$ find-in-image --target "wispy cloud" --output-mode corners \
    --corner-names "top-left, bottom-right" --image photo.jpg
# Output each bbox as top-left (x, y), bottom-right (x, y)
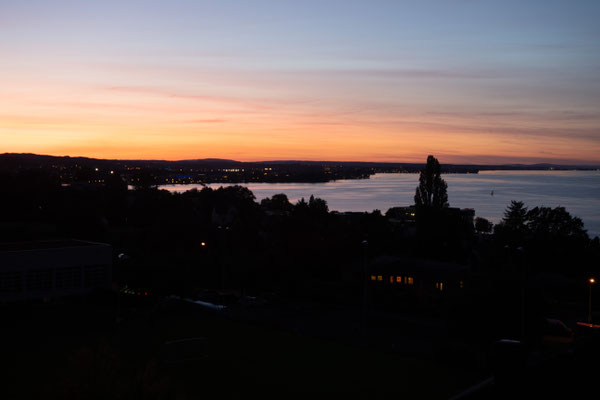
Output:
top-left (292, 68), bottom-right (500, 80)
top-left (186, 119), bottom-right (227, 124)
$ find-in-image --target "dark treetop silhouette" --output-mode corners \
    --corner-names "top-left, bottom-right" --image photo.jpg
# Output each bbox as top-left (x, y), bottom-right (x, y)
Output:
top-left (414, 155), bottom-right (449, 209)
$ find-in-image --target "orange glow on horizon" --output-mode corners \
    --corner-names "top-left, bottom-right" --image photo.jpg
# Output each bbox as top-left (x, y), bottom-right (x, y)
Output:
top-left (2, 2), bottom-right (599, 166)
top-left (2, 77), bottom-right (599, 165)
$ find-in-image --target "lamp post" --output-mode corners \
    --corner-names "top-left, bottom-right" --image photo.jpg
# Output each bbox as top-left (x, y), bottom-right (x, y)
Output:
top-left (361, 240), bottom-right (369, 344)
top-left (588, 278), bottom-right (595, 324)
top-left (515, 246), bottom-right (526, 343)
top-left (361, 240), bottom-right (369, 315)
top-left (217, 225), bottom-right (230, 289)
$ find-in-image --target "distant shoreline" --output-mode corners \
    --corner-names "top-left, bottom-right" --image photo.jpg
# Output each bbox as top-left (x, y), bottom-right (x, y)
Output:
top-left (2, 153), bottom-right (599, 170)
top-left (2, 153), bottom-right (599, 186)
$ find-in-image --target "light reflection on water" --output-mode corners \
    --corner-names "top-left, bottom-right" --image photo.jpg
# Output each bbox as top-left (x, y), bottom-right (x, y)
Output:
top-left (159, 170), bottom-right (600, 237)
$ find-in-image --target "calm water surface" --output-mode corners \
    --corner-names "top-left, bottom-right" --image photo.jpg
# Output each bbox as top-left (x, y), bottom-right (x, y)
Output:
top-left (160, 171), bottom-right (600, 237)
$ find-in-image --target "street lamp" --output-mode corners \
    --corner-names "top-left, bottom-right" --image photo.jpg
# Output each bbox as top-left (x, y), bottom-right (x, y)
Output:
top-left (588, 278), bottom-right (595, 324)
top-left (361, 240), bottom-right (369, 313)
top-left (513, 246), bottom-right (526, 342)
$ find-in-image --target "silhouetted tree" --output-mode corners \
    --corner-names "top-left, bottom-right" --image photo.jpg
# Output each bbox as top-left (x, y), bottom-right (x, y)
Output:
top-left (526, 206), bottom-right (587, 240)
top-left (494, 200), bottom-right (528, 244)
top-left (475, 217), bottom-right (493, 234)
top-left (502, 200), bottom-right (528, 230)
top-left (412, 157), bottom-right (471, 260)
top-left (294, 197), bottom-right (309, 213)
top-left (261, 193), bottom-right (293, 214)
top-left (496, 201), bottom-right (589, 242)
top-left (414, 155), bottom-right (448, 209)
top-left (493, 201), bottom-right (591, 275)
top-left (291, 195), bottom-right (329, 218)
top-left (308, 194), bottom-right (329, 215)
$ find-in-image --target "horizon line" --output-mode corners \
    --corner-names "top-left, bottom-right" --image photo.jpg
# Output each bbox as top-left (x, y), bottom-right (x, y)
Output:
top-left (3, 152), bottom-right (600, 167)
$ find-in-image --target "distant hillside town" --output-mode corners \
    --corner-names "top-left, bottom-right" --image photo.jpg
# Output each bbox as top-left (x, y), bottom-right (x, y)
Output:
top-left (2, 153), bottom-right (598, 186)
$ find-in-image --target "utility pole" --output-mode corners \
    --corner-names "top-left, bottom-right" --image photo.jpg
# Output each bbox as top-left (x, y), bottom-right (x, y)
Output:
top-left (589, 278), bottom-right (595, 324)
top-left (361, 240), bottom-right (369, 315)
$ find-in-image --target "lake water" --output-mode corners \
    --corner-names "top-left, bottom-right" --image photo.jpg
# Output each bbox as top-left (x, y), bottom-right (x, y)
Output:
top-left (159, 171), bottom-right (600, 238)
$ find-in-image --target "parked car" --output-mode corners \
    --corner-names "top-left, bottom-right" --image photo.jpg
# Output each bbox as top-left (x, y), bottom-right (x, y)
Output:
top-left (542, 319), bottom-right (574, 344)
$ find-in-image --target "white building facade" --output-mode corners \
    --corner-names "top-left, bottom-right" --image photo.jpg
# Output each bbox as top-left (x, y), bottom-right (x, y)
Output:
top-left (0, 240), bottom-right (112, 302)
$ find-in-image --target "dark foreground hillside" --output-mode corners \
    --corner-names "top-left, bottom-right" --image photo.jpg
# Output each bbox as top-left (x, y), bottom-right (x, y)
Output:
top-left (3, 291), bottom-right (485, 400)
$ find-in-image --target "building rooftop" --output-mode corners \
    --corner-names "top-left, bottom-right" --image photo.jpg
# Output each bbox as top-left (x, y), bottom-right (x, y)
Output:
top-left (369, 255), bottom-right (468, 279)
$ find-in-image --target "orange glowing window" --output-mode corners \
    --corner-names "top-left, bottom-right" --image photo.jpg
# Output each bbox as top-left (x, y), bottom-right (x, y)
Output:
top-left (371, 275), bottom-right (377, 281)
top-left (407, 277), bottom-right (414, 285)
top-left (390, 276), bottom-right (394, 283)
top-left (377, 275), bottom-right (383, 281)
top-left (396, 276), bottom-right (402, 283)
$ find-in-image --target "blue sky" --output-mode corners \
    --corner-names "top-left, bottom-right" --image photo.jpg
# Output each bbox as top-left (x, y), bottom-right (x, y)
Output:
top-left (1, 0), bottom-right (599, 163)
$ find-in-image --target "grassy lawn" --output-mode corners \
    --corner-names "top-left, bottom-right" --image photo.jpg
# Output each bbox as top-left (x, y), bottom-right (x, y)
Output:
top-left (155, 304), bottom-right (477, 399)
top-left (3, 297), bottom-right (479, 399)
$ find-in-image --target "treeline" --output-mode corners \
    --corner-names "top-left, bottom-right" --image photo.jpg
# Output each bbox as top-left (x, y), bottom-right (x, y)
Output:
top-left (0, 169), bottom-right (399, 299)
top-left (0, 168), bottom-right (598, 303)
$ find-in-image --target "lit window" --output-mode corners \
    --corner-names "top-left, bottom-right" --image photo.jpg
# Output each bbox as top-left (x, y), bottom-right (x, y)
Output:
top-left (390, 276), bottom-right (394, 284)
top-left (370, 275), bottom-right (377, 281)
top-left (396, 276), bottom-right (402, 283)
top-left (377, 275), bottom-right (383, 281)
top-left (407, 277), bottom-right (414, 285)
top-left (440, 282), bottom-right (443, 291)
top-left (459, 281), bottom-right (464, 289)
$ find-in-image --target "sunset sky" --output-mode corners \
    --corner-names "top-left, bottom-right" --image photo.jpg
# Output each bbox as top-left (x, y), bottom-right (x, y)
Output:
top-left (1, 1), bottom-right (599, 164)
